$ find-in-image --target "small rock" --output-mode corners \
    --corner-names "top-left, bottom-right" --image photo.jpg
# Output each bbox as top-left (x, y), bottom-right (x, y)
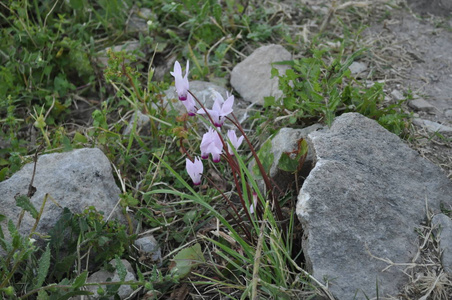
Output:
top-left (432, 214), bottom-right (452, 274)
top-left (97, 41), bottom-right (141, 67)
top-left (408, 99), bottom-right (436, 113)
top-left (391, 89), bottom-right (405, 101)
top-left (231, 44), bottom-right (292, 106)
top-left (413, 118), bottom-right (452, 133)
top-left (123, 110), bottom-right (151, 135)
top-left (445, 109), bottom-right (452, 120)
top-left (349, 61), bottom-right (368, 74)
top-left (80, 259), bottom-right (137, 299)
top-left (134, 235), bottom-right (162, 262)
top-left (126, 8), bottom-right (155, 34)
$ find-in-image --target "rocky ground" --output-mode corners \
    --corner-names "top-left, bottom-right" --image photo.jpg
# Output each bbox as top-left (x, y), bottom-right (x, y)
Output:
top-left (366, 0), bottom-right (452, 179)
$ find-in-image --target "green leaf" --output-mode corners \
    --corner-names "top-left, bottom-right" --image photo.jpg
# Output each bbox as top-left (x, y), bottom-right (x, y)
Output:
top-left (73, 132), bottom-right (88, 143)
top-left (252, 139), bottom-right (274, 177)
top-left (34, 244), bottom-right (51, 289)
top-left (263, 96), bottom-right (275, 108)
top-left (72, 271), bottom-right (88, 289)
top-left (170, 243), bottom-right (204, 278)
top-left (15, 194), bottom-right (38, 219)
top-left (278, 139), bottom-right (308, 173)
top-left (115, 256), bottom-right (127, 282)
top-left (0, 167), bottom-right (8, 181)
top-left (37, 289), bottom-right (49, 300)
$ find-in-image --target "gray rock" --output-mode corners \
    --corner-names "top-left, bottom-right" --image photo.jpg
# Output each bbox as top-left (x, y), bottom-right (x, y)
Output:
top-left (250, 125), bottom-right (322, 193)
top-left (413, 118), bottom-right (452, 133)
top-left (0, 148), bottom-right (122, 255)
top-left (408, 98), bottom-right (436, 113)
top-left (126, 8), bottom-right (155, 34)
top-left (445, 109), bottom-right (452, 120)
top-left (297, 113), bottom-right (452, 299)
top-left (391, 89), bottom-right (405, 101)
top-left (432, 214), bottom-right (452, 274)
top-left (76, 259), bottom-right (137, 299)
top-left (134, 235), bottom-right (162, 262)
top-left (123, 110), bottom-right (152, 135)
top-left (230, 44), bottom-right (292, 106)
top-left (97, 41), bottom-right (141, 67)
top-left (349, 61), bottom-right (368, 75)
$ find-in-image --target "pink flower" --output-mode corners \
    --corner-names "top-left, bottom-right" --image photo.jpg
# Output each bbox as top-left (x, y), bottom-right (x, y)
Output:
top-left (226, 130), bottom-right (244, 155)
top-left (170, 61), bottom-right (189, 101)
top-left (182, 93), bottom-right (197, 116)
top-left (200, 128), bottom-right (223, 162)
top-left (197, 92), bottom-right (234, 127)
top-left (186, 157), bottom-right (203, 185)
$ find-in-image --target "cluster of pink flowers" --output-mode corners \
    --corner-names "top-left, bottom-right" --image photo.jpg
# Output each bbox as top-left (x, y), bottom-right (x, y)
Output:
top-left (171, 61), bottom-right (244, 186)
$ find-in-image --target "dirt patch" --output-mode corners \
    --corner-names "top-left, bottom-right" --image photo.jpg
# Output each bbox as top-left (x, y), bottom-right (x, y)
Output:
top-left (406, 0), bottom-right (452, 17)
top-left (364, 5), bottom-right (452, 179)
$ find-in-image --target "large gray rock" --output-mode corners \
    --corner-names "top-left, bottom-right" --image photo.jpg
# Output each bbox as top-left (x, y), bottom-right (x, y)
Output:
top-left (432, 214), bottom-right (452, 274)
top-left (0, 148), bottom-right (122, 253)
top-left (230, 44), bottom-right (291, 106)
top-left (297, 113), bottom-right (452, 299)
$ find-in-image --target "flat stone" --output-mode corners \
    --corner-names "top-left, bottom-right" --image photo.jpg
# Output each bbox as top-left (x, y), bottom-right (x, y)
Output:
top-left (349, 61), bottom-right (368, 74)
top-left (413, 118), bottom-right (452, 133)
top-left (134, 235), bottom-right (162, 262)
top-left (444, 109), bottom-right (452, 120)
top-left (126, 8), bottom-right (155, 34)
top-left (74, 259), bottom-right (137, 299)
top-left (123, 110), bottom-right (152, 135)
top-left (391, 89), bottom-right (405, 101)
top-left (408, 99), bottom-right (436, 113)
top-left (432, 214), bottom-right (452, 274)
top-left (297, 113), bottom-right (452, 299)
top-left (230, 44), bottom-right (292, 106)
top-left (0, 148), bottom-right (122, 256)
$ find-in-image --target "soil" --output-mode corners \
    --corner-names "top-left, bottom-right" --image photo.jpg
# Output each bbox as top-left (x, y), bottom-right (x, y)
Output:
top-left (363, 1), bottom-right (452, 180)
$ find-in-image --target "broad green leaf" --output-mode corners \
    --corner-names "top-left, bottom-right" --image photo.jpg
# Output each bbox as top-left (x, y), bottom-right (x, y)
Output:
top-left (15, 195), bottom-right (38, 219)
top-left (278, 139), bottom-right (308, 173)
top-left (72, 271), bottom-right (88, 289)
top-left (34, 244), bottom-right (51, 289)
top-left (37, 289), bottom-right (49, 300)
top-left (170, 243), bottom-right (204, 278)
top-left (252, 139), bottom-right (274, 177)
top-left (115, 256), bottom-right (127, 282)
top-left (0, 167), bottom-right (8, 181)
top-left (73, 132), bottom-right (88, 143)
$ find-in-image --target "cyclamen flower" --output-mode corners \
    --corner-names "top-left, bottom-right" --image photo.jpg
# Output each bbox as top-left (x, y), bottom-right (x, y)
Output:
top-left (197, 92), bottom-right (234, 127)
top-left (200, 128), bottom-right (223, 162)
top-left (186, 157), bottom-right (203, 185)
top-left (170, 61), bottom-right (189, 101)
top-left (226, 130), bottom-right (244, 155)
top-left (182, 93), bottom-right (197, 116)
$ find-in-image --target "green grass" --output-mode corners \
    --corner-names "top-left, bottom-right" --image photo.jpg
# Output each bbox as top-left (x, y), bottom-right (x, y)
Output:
top-left (0, 0), bottom-right (410, 299)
